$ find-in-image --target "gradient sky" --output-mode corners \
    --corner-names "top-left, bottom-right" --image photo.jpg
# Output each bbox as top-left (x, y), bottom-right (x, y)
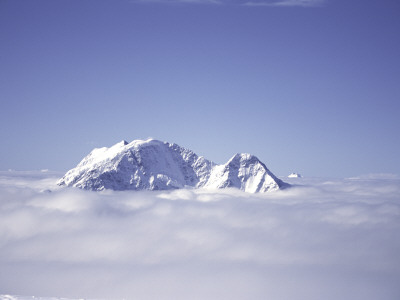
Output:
top-left (1, 0), bottom-right (399, 177)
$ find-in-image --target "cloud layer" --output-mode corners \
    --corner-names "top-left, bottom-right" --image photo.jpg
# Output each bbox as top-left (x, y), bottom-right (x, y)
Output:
top-left (1, 171), bottom-right (399, 299)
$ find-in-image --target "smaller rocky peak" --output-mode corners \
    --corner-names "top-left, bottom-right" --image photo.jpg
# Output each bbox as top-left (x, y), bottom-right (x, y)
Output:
top-left (288, 173), bottom-right (302, 178)
top-left (110, 140), bottom-right (129, 148)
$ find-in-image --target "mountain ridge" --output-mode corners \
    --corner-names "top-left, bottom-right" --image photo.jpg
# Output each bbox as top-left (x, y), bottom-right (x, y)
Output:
top-left (57, 139), bottom-right (288, 193)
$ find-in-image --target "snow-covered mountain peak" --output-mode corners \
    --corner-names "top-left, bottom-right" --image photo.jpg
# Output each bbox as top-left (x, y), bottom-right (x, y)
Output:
top-left (58, 139), bottom-right (288, 193)
top-left (288, 172), bottom-right (302, 178)
top-left (128, 138), bottom-right (163, 148)
top-left (227, 153), bottom-right (262, 165)
top-left (205, 152), bottom-right (285, 193)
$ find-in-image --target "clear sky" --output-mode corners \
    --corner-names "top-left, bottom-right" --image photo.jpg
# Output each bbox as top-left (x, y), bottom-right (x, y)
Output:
top-left (1, 0), bottom-right (399, 177)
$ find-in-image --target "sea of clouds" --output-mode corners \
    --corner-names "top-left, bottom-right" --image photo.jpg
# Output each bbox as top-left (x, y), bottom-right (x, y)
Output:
top-left (1, 171), bottom-right (399, 300)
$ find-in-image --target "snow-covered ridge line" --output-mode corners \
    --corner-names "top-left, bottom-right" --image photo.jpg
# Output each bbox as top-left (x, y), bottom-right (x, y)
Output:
top-left (58, 138), bottom-right (288, 193)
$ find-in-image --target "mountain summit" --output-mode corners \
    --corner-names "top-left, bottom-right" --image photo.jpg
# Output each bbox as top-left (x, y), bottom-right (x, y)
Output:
top-left (57, 139), bottom-right (288, 193)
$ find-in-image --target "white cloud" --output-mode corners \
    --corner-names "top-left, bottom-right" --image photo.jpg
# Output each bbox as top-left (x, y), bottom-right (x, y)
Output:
top-left (0, 171), bottom-right (399, 299)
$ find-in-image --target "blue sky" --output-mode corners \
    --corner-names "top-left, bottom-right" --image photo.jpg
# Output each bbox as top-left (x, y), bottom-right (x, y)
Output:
top-left (1, 0), bottom-right (399, 177)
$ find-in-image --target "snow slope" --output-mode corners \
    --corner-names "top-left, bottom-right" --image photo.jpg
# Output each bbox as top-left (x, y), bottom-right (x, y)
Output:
top-left (57, 139), bottom-right (287, 193)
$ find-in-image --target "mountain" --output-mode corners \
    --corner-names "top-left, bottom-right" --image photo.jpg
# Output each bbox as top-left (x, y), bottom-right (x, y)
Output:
top-left (57, 139), bottom-right (288, 193)
top-left (288, 172), bottom-right (302, 178)
top-left (205, 153), bottom-right (287, 193)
